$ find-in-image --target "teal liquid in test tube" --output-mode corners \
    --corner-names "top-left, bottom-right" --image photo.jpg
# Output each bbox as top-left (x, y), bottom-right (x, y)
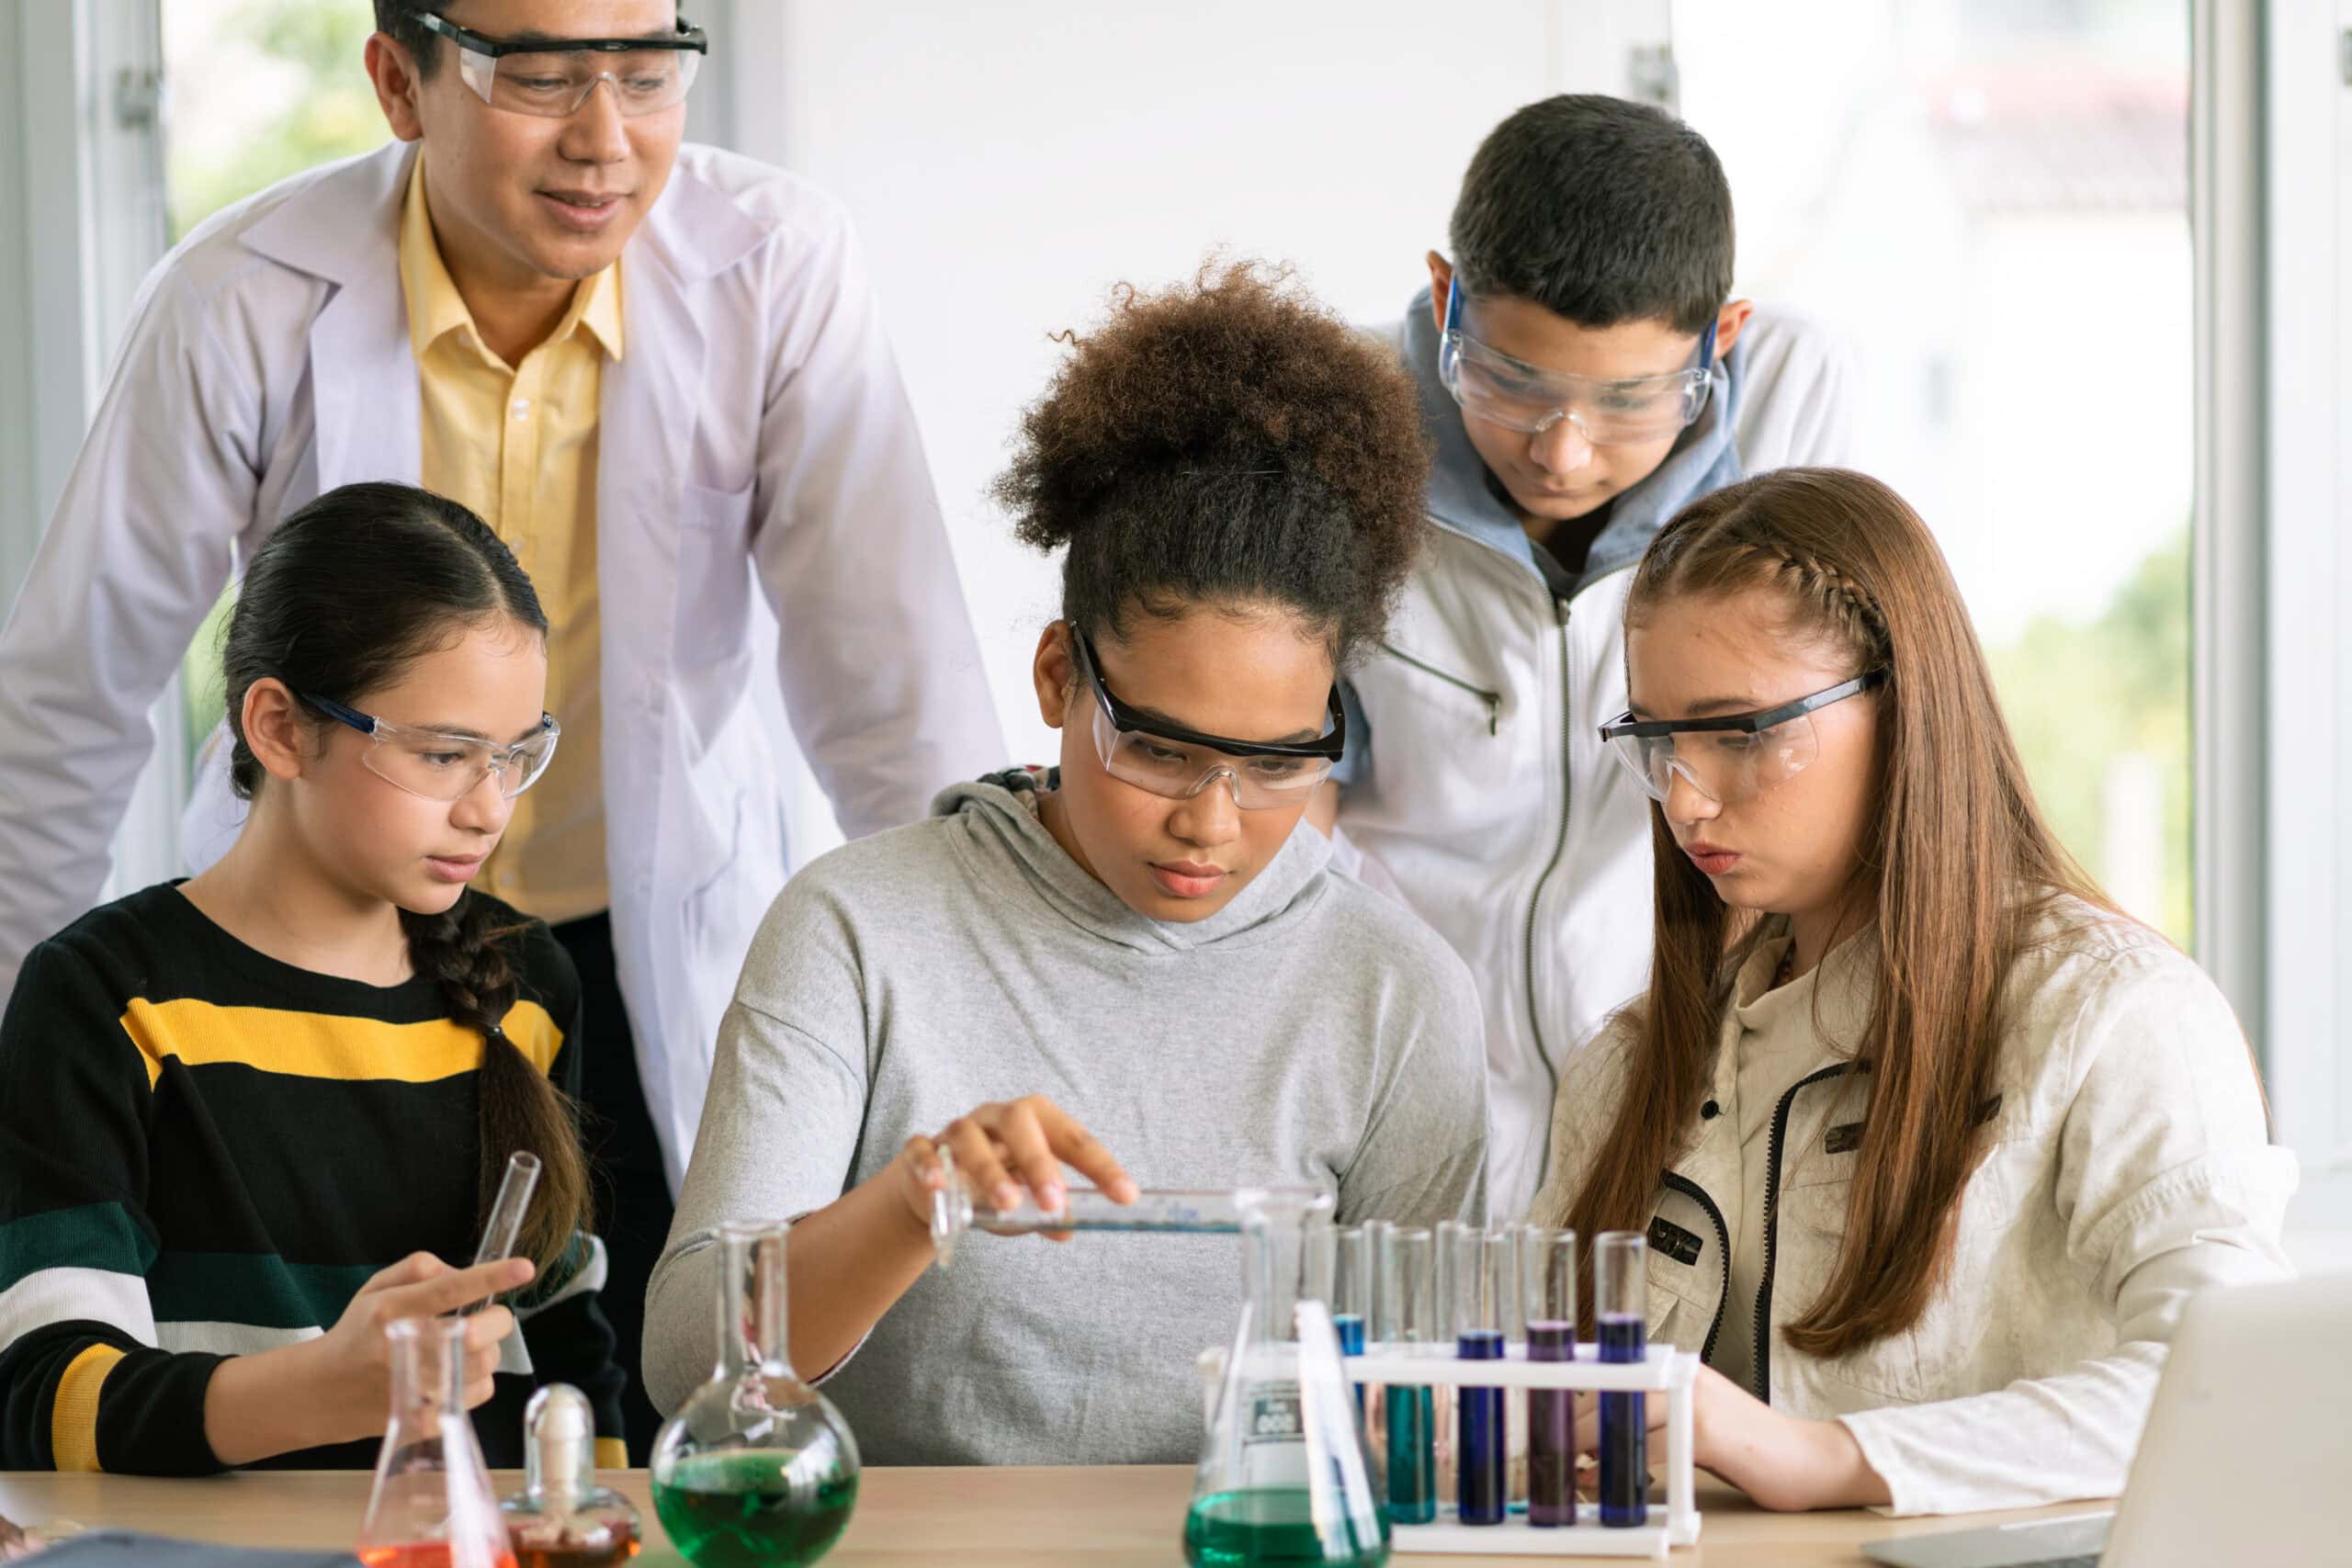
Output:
top-left (1375, 1225), bottom-right (1437, 1526)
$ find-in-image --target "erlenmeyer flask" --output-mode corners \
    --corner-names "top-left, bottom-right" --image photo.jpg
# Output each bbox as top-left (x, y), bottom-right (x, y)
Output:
top-left (650, 1220), bottom-right (860, 1568)
top-left (1188, 1190), bottom-right (1388, 1567)
top-left (356, 1316), bottom-right (516, 1568)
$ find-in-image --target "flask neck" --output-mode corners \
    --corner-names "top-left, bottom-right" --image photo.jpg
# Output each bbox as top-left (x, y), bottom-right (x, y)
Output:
top-left (1240, 1198), bottom-right (1321, 1351)
top-left (717, 1220), bottom-right (797, 1381)
top-left (386, 1314), bottom-right (467, 1427)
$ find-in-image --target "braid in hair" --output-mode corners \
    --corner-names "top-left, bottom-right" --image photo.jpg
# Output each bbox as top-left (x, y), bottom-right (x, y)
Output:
top-left (1755, 542), bottom-right (1892, 667)
top-left (402, 893), bottom-right (592, 1280)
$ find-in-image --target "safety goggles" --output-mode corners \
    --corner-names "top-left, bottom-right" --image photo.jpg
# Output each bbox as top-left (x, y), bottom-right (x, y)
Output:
top-left (1598, 671), bottom-right (1883, 807)
top-left (302, 694), bottom-right (560, 802)
top-left (1073, 630), bottom-right (1343, 810)
top-left (1438, 278), bottom-right (1715, 446)
top-left (417, 13), bottom-right (708, 118)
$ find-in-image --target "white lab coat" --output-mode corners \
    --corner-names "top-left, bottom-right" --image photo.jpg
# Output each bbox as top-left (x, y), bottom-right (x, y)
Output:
top-left (0, 141), bottom-right (1003, 1189)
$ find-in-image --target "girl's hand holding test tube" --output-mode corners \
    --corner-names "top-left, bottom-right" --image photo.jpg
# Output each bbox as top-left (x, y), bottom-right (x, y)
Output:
top-left (200, 1252), bottom-right (532, 1464)
top-left (1570, 1361), bottom-right (1890, 1512)
top-left (895, 1094), bottom-right (1139, 1235)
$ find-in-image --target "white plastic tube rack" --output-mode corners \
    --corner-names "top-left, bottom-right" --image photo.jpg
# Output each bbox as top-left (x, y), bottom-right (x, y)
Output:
top-left (1346, 1338), bottom-right (1702, 1559)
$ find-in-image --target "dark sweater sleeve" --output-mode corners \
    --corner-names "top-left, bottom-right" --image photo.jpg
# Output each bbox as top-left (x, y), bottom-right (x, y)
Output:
top-left (0, 938), bottom-right (225, 1474)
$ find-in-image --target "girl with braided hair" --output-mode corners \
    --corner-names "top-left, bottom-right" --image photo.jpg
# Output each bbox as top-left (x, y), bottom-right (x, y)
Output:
top-left (1532, 467), bottom-right (2294, 1515)
top-left (0, 482), bottom-right (622, 1472)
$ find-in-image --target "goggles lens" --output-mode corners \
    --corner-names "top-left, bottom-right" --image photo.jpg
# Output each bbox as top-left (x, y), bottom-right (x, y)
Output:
top-left (1599, 671), bottom-right (1884, 808)
top-left (459, 47), bottom-right (702, 117)
top-left (1089, 701), bottom-right (1332, 810)
top-left (1442, 336), bottom-right (1709, 444)
top-left (1437, 280), bottom-right (1713, 446)
top-left (1603, 712), bottom-right (1822, 807)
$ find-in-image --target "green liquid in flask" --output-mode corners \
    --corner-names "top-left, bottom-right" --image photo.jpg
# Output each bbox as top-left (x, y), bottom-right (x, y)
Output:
top-left (1183, 1488), bottom-right (1390, 1567)
top-left (651, 1450), bottom-right (857, 1568)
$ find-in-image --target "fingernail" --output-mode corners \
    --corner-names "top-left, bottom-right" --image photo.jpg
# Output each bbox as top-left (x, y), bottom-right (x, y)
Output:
top-left (1041, 1183), bottom-right (1065, 1210)
top-left (995, 1184), bottom-right (1022, 1210)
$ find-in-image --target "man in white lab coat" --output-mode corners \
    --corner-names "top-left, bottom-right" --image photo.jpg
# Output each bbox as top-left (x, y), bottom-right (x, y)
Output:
top-left (0, 0), bottom-right (1001, 1454)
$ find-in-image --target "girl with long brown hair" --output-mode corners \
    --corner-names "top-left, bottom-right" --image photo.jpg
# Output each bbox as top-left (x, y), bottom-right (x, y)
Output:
top-left (0, 483), bottom-right (619, 1473)
top-left (1533, 468), bottom-right (2296, 1515)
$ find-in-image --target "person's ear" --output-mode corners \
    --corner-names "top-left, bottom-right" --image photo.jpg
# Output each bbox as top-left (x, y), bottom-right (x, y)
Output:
top-left (1033, 622), bottom-right (1076, 730)
top-left (1712, 299), bottom-right (1757, 362)
top-left (366, 31), bottom-right (429, 143)
top-left (242, 679), bottom-right (314, 784)
top-left (1425, 251), bottom-right (1454, 336)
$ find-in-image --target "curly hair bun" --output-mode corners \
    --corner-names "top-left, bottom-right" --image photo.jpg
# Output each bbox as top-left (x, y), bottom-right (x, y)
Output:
top-left (993, 260), bottom-right (1431, 665)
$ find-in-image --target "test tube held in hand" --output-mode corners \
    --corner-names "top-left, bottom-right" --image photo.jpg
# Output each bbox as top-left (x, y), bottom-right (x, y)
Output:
top-left (464, 1151), bottom-right (542, 1314)
top-left (1595, 1231), bottom-right (1648, 1528)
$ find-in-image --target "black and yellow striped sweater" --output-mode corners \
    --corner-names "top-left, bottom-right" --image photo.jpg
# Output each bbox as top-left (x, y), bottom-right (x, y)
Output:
top-left (0, 883), bottom-right (626, 1472)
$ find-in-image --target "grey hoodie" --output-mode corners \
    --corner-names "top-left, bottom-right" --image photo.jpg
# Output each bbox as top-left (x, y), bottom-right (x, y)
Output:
top-left (644, 774), bottom-right (1487, 1464)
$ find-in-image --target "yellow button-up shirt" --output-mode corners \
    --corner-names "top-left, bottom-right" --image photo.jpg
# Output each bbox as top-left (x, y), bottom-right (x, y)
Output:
top-left (397, 157), bottom-right (616, 925)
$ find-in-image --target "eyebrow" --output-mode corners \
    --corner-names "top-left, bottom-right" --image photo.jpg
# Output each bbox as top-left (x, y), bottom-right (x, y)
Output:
top-left (1628, 694), bottom-right (1764, 722)
top-left (407, 720), bottom-right (546, 744)
top-left (1466, 334), bottom-right (1688, 389)
top-left (494, 27), bottom-right (681, 46)
top-left (1127, 702), bottom-right (1324, 745)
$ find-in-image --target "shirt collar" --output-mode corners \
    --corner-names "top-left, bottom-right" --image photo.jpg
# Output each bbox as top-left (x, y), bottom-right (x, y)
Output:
top-left (397, 155), bottom-right (625, 365)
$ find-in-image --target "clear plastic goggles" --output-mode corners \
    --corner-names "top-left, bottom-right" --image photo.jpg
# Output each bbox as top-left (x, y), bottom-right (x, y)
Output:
top-left (302, 693), bottom-right (560, 802)
top-left (419, 13), bottom-right (707, 118)
top-left (1074, 631), bottom-right (1342, 811)
top-left (1438, 279), bottom-right (1714, 446)
top-left (1598, 671), bottom-right (1883, 807)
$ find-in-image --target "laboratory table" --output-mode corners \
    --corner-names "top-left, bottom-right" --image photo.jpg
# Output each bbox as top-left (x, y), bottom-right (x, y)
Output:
top-left (0, 1464), bottom-right (2111, 1565)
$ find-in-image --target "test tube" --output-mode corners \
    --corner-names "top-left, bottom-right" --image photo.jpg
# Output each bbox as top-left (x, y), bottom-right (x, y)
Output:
top-left (1432, 1221), bottom-right (1474, 1505)
top-left (1332, 1225), bottom-right (1371, 1416)
top-left (1522, 1227), bottom-right (1577, 1527)
top-left (1450, 1228), bottom-right (1510, 1526)
top-left (1375, 1226), bottom-right (1437, 1525)
top-left (463, 1152), bottom-right (541, 1314)
top-left (1596, 1231), bottom-right (1648, 1528)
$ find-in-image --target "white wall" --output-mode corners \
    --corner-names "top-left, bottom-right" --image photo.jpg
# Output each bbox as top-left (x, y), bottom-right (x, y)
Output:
top-left (737, 0), bottom-right (1646, 765)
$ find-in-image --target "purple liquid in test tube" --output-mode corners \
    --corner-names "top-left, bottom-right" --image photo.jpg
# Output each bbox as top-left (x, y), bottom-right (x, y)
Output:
top-left (1522, 1226), bottom-right (1577, 1527)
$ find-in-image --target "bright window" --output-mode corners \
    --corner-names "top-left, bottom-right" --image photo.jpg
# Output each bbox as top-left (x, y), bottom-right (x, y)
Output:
top-left (1678, 0), bottom-right (2193, 945)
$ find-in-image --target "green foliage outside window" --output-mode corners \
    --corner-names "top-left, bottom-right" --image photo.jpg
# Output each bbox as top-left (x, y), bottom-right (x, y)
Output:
top-left (168, 0), bottom-right (387, 760)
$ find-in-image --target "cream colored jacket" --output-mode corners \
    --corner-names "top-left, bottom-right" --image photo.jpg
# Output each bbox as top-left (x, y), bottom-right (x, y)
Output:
top-left (1531, 897), bottom-right (2299, 1516)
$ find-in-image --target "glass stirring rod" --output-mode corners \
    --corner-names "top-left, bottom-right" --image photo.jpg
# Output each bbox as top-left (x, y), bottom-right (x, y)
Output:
top-left (462, 1150), bottom-right (542, 1314)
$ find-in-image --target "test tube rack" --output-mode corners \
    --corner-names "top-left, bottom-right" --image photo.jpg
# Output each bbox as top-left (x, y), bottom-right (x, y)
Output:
top-left (1351, 1340), bottom-right (1702, 1560)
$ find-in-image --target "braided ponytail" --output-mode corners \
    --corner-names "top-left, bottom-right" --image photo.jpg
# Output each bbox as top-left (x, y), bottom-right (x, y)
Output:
top-left (401, 894), bottom-right (592, 1278)
top-left (220, 483), bottom-right (594, 1277)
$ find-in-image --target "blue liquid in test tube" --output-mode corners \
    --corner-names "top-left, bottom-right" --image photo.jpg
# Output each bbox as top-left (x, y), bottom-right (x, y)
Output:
top-left (1451, 1230), bottom-right (1510, 1526)
top-left (1456, 1326), bottom-right (1507, 1524)
top-left (1332, 1224), bottom-right (1371, 1419)
top-left (1596, 1231), bottom-right (1649, 1529)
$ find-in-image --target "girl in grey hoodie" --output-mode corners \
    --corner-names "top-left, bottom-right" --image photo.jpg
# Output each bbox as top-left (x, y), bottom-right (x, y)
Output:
top-left (645, 263), bottom-right (1489, 1465)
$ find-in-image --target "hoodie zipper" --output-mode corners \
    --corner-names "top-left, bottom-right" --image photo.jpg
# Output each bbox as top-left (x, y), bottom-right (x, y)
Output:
top-left (1658, 1170), bottom-right (1732, 1363)
top-left (1519, 603), bottom-right (1575, 1103)
top-left (1376, 640), bottom-right (1500, 734)
top-left (1752, 1062), bottom-right (1856, 1402)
